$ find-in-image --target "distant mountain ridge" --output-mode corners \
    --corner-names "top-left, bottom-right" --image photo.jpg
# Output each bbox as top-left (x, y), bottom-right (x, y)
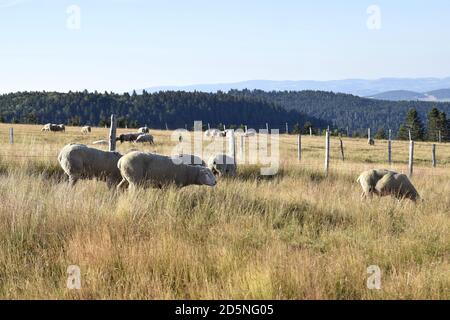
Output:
top-left (366, 89), bottom-right (450, 102)
top-left (139, 77), bottom-right (450, 97)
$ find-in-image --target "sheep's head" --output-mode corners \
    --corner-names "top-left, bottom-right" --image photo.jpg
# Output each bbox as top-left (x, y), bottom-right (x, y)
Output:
top-left (197, 167), bottom-right (216, 187)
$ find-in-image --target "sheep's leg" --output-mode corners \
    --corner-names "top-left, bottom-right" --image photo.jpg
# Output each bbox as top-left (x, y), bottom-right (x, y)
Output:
top-left (68, 175), bottom-right (78, 187)
top-left (128, 182), bottom-right (137, 193)
top-left (106, 178), bottom-right (117, 189)
top-left (116, 178), bottom-right (129, 191)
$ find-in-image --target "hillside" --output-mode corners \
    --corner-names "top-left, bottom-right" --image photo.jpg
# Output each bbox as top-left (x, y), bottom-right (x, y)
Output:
top-left (141, 77), bottom-right (450, 97)
top-left (366, 89), bottom-right (450, 102)
top-left (229, 89), bottom-right (450, 133)
top-left (0, 91), bottom-right (327, 130)
top-left (427, 89), bottom-right (450, 101)
top-left (366, 90), bottom-right (428, 101)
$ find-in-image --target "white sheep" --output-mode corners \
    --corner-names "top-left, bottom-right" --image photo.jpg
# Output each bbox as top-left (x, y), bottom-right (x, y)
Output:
top-left (171, 154), bottom-right (206, 166)
top-left (138, 126), bottom-right (150, 134)
top-left (357, 169), bottom-right (394, 199)
top-left (58, 144), bottom-right (123, 187)
top-left (375, 172), bottom-right (420, 202)
top-left (135, 134), bottom-right (154, 144)
top-left (117, 152), bottom-right (216, 190)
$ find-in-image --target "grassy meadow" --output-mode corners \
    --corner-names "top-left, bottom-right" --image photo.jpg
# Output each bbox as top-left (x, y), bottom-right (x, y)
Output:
top-left (0, 123), bottom-right (448, 299)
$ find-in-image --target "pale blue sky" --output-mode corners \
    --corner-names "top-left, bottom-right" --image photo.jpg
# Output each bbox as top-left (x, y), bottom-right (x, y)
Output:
top-left (1, 0), bottom-right (450, 93)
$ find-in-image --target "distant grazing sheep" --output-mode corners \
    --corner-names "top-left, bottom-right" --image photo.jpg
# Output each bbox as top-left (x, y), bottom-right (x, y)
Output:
top-left (244, 129), bottom-right (257, 137)
top-left (135, 134), bottom-right (154, 145)
top-left (117, 133), bottom-right (141, 143)
top-left (204, 129), bottom-right (221, 138)
top-left (375, 172), bottom-right (420, 202)
top-left (138, 126), bottom-right (150, 134)
top-left (58, 144), bottom-right (123, 187)
top-left (117, 152), bottom-right (216, 190)
top-left (41, 123), bottom-right (52, 131)
top-left (42, 123), bottom-right (65, 132)
top-left (207, 154), bottom-right (237, 177)
top-left (81, 126), bottom-right (91, 134)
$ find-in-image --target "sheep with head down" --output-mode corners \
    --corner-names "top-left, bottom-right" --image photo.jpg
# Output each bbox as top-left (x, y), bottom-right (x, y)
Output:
top-left (58, 143), bottom-right (122, 187)
top-left (375, 172), bottom-right (420, 202)
top-left (207, 153), bottom-right (237, 177)
top-left (117, 151), bottom-right (216, 190)
top-left (357, 169), bottom-right (419, 202)
top-left (135, 134), bottom-right (154, 145)
top-left (138, 126), bottom-right (150, 134)
top-left (357, 169), bottom-right (394, 199)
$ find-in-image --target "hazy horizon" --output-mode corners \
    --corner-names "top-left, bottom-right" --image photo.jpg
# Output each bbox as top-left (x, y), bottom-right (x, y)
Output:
top-left (2, 0), bottom-right (450, 93)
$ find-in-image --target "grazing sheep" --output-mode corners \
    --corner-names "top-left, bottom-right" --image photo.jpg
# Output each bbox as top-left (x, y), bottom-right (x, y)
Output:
top-left (117, 152), bottom-right (216, 190)
top-left (117, 133), bottom-right (141, 143)
top-left (375, 172), bottom-right (420, 201)
top-left (244, 129), bottom-right (257, 137)
top-left (81, 126), bottom-right (91, 134)
top-left (58, 144), bottom-right (122, 187)
top-left (53, 124), bottom-right (65, 132)
top-left (135, 134), bottom-right (154, 145)
top-left (204, 129), bottom-right (221, 138)
top-left (171, 154), bottom-right (206, 166)
top-left (41, 123), bottom-right (52, 131)
top-left (92, 140), bottom-right (108, 145)
top-left (41, 123), bottom-right (65, 132)
top-left (207, 154), bottom-right (237, 177)
top-left (138, 126), bottom-right (150, 134)
top-left (357, 169), bottom-right (394, 199)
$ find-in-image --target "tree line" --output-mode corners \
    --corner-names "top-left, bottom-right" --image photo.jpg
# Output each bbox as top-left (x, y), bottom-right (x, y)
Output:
top-left (229, 89), bottom-right (450, 140)
top-left (0, 90), bottom-right (327, 130)
top-left (1, 89), bottom-right (450, 141)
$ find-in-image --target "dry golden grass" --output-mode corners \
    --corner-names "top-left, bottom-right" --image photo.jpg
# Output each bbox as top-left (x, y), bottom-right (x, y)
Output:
top-left (0, 123), bottom-right (448, 299)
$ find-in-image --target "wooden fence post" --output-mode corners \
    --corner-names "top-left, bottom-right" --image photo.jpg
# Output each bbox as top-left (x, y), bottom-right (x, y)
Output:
top-left (388, 129), bottom-right (392, 165)
top-left (339, 137), bottom-right (345, 161)
top-left (432, 144), bottom-right (437, 168)
top-left (245, 125), bottom-right (248, 133)
top-left (239, 134), bottom-right (245, 162)
top-left (408, 140), bottom-right (414, 177)
top-left (109, 114), bottom-right (117, 152)
top-left (9, 128), bottom-right (14, 144)
top-left (228, 129), bottom-right (236, 164)
top-left (266, 123), bottom-right (269, 132)
top-left (408, 130), bottom-right (412, 141)
top-left (309, 127), bottom-right (312, 137)
top-left (438, 130), bottom-right (442, 143)
top-left (325, 129), bottom-right (330, 174)
top-left (207, 123), bottom-right (211, 130)
top-left (367, 128), bottom-right (371, 144)
top-left (346, 126), bottom-right (349, 137)
top-left (285, 122), bottom-right (289, 134)
top-left (297, 134), bottom-right (302, 161)
top-left (165, 122), bottom-right (169, 131)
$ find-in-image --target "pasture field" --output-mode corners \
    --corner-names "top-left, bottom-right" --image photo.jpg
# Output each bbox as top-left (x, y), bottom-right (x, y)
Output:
top-left (0, 123), bottom-right (448, 299)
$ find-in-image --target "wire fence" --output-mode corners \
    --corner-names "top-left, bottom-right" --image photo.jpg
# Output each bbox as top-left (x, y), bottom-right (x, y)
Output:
top-left (1, 126), bottom-right (450, 178)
